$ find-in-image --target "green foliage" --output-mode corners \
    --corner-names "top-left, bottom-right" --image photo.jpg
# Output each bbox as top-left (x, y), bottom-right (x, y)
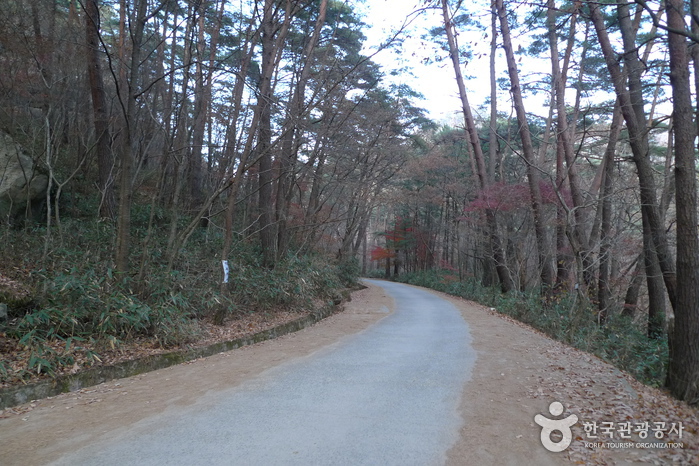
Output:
top-left (336, 257), bottom-right (360, 288)
top-left (223, 250), bottom-right (351, 311)
top-left (0, 213), bottom-right (358, 384)
top-left (6, 270), bottom-right (198, 351)
top-left (394, 270), bottom-right (667, 387)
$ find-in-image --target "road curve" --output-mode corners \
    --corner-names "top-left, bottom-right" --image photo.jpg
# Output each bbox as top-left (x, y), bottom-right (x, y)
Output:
top-left (52, 280), bottom-right (475, 466)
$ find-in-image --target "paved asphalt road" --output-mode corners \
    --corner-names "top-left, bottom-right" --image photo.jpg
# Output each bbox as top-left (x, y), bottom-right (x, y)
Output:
top-left (52, 280), bottom-right (475, 466)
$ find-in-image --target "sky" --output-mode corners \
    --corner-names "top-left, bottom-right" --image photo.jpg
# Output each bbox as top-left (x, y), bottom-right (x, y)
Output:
top-left (358, 0), bottom-right (675, 128)
top-left (357, 0), bottom-right (604, 125)
top-left (358, 0), bottom-right (501, 124)
top-left (358, 1), bottom-right (462, 123)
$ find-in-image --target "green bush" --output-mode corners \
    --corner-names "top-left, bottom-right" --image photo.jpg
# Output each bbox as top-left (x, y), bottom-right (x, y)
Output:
top-left (336, 257), bottom-right (360, 288)
top-left (0, 208), bottom-right (359, 382)
top-left (223, 253), bottom-right (349, 311)
top-left (7, 271), bottom-right (197, 346)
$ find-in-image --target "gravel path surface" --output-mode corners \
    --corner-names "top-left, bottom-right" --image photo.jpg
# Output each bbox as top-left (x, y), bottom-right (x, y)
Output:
top-left (49, 280), bottom-right (474, 465)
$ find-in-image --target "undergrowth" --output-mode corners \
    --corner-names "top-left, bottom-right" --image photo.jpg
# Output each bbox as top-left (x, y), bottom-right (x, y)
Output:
top-left (392, 270), bottom-right (668, 387)
top-left (0, 213), bottom-right (358, 383)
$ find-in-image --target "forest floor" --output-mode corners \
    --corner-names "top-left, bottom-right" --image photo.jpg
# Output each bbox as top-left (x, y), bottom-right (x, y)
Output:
top-left (0, 302), bottom-right (308, 389)
top-left (0, 281), bottom-right (697, 465)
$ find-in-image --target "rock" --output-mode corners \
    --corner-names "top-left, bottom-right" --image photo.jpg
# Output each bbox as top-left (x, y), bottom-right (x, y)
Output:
top-left (0, 303), bottom-right (7, 321)
top-left (0, 131), bottom-right (48, 223)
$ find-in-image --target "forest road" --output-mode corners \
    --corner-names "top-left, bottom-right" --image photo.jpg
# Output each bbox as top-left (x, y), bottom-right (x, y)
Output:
top-left (1, 279), bottom-right (616, 466)
top-left (47, 280), bottom-right (475, 465)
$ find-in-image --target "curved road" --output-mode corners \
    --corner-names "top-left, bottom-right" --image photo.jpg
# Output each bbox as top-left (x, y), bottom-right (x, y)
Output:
top-left (52, 280), bottom-right (475, 465)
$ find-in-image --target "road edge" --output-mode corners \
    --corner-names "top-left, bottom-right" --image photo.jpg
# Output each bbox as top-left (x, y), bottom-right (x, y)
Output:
top-left (0, 298), bottom-right (348, 410)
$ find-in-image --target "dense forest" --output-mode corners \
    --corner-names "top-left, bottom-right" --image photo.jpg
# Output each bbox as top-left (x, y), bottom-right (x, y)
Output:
top-left (0, 0), bottom-right (697, 405)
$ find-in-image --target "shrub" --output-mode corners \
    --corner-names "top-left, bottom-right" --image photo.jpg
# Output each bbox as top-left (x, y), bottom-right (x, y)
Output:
top-left (0, 211), bottom-right (360, 382)
top-left (394, 270), bottom-right (667, 387)
top-left (336, 257), bottom-right (360, 288)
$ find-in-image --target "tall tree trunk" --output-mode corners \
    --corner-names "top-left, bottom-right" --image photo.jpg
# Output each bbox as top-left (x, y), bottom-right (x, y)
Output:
top-left (166, 2), bottom-right (198, 258)
top-left (441, 0), bottom-right (513, 292)
top-left (188, 4), bottom-right (210, 211)
top-left (115, 0), bottom-right (149, 275)
top-left (547, 0), bottom-right (592, 291)
top-left (257, 0), bottom-right (278, 268)
top-left (220, 21), bottom-right (257, 273)
top-left (84, 0), bottom-right (115, 220)
top-left (257, 0), bottom-right (294, 267)
top-left (188, 0), bottom-right (226, 215)
top-left (488, 6), bottom-right (499, 182)
top-left (587, 1), bottom-right (677, 311)
top-left (496, 0), bottom-right (555, 289)
top-left (597, 102), bottom-right (622, 323)
top-left (666, 0), bottom-right (699, 404)
top-left (276, 0), bottom-right (328, 259)
top-left (481, 6), bottom-right (499, 287)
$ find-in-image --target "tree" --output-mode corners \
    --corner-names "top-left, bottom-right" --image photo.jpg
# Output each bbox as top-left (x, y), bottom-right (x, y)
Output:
top-left (546, 0), bottom-right (593, 294)
top-left (586, 0), bottom-right (677, 312)
top-left (84, 0), bottom-right (115, 219)
top-left (495, 0), bottom-right (555, 289)
top-left (597, 103), bottom-right (623, 323)
top-left (275, 0), bottom-right (328, 259)
top-left (439, 0), bottom-right (514, 292)
top-left (115, 0), bottom-right (151, 275)
top-left (665, 0), bottom-right (699, 404)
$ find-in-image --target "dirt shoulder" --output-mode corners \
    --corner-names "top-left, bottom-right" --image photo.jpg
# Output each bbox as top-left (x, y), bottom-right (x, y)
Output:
top-left (430, 287), bottom-right (698, 465)
top-left (0, 281), bottom-right (696, 465)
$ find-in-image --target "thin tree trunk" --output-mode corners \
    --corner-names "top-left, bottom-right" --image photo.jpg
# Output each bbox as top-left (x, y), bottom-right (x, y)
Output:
top-left (276, 0), bottom-right (328, 259)
top-left (115, 0), bottom-right (149, 275)
top-left (257, 0), bottom-right (294, 268)
top-left (481, 7), bottom-right (499, 287)
top-left (597, 102), bottom-right (622, 323)
top-left (488, 7), bottom-right (499, 182)
top-left (547, 0), bottom-right (592, 291)
top-left (591, 0), bottom-right (668, 332)
top-left (166, 2), bottom-right (198, 258)
top-left (587, 1), bottom-right (677, 310)
top-left (188, 4), bottom-right (210, 211)
top-left (220, 18), bottom-right (258, 265)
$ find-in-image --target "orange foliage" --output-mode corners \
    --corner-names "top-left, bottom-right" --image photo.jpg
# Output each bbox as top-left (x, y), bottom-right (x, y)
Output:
top-left (370, 246), bottom-right (396, 261)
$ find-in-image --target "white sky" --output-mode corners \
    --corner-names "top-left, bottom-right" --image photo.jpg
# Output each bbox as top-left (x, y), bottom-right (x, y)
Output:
top-left (359, 0), bottom-right (468, 123)
top-left (359, 0), bottom-right (533, 125)
top-left (358, 0), bottom-right (627, 125)
top-left (359, 0), bottom-right (675, 128)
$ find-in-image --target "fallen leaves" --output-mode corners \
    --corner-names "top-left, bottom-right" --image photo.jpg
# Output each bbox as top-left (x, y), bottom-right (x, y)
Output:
top-left (526, 339), bottom-right (698, 465)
